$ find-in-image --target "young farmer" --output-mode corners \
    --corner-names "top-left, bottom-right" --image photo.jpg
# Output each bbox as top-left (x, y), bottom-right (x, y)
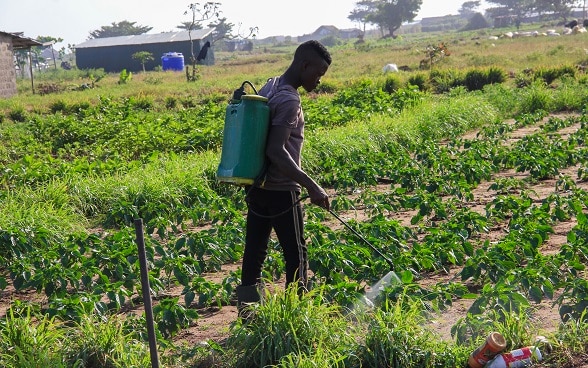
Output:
top-left (236, 40), bottom-right (332, 313)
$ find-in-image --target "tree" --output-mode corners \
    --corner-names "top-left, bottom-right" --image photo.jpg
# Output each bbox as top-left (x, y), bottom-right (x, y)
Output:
top-left (534, 0), bottom-right (578, 21)
top-left (365, 0), bottom-right (423, 38)
top-left (88, 20), bottom-right (152, 39)
top-left (348, 0), bottom-right (378, 32)
top-left (459, 1), bottom-right (481, 18)
top-left (208, 17), bottom-right (235, 43)
top-left (461, 12), bottom-right (490, 30)
top-left (485, 0), bottom-right (535, 20)
top-left (183, 2), bottom-right (221, 82)
top-left (177, 21), bottom-right (203, 31)
top-left (34, 36), bottom-right (63, 70)
top-left (182, 2), bottom-right (258, 82)
top-left (132, 51), bottom-right (154, 72)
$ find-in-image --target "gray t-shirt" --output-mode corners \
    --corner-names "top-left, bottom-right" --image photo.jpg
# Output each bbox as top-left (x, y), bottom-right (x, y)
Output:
top-left (258, 77), bottom-right (303, 191)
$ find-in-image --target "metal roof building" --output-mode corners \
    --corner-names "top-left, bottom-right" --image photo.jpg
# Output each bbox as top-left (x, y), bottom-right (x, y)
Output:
top-left (75, 28), bottom-right (214, 73)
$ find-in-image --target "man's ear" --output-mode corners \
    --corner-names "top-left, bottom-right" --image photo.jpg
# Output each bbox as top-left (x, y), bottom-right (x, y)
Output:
top-left (299, 59), bottom-right (311, 71)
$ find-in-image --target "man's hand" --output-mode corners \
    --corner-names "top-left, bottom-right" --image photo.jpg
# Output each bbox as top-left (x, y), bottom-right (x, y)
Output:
top-left (309, 187), bottom-right (330, 210)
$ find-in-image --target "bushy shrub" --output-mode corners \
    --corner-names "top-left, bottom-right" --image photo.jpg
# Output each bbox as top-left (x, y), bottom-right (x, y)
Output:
top-left (463, 67), bottom-right (506, 91)
top-left (534, 65), bottom-right (576, 85)
top-left (49, 99), bottom-right (68, 114)
top-left (407, 73), bottom-right (429, 91)
top-left (383, 74), bottom-right (402, 94)
top-left (429, 69), bottom-right (464, 93)
top-left (8, 106), bottom-right (27, 122)
top-left (130, 96), bottom-right (153, 111)
top-left (519, 81), bottom-right (553, 114)
top-left (486, 66), bottom-right (506, 84)
top-left (464, 69), bottom-right (487, 91)
top-left (165, 96), bottom-right (177, 109)
top-left (68, 101), bottom-right (91, 115)
top-left (314, 80), bottom-right (338, 94)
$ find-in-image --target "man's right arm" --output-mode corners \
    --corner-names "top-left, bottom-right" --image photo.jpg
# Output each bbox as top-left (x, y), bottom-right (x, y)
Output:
top-left (265, 125), bottom-right (329, 209)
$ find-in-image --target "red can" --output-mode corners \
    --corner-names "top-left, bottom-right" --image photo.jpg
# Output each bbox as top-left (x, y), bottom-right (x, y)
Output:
top-left (468, 332), bottom-right (507, 368)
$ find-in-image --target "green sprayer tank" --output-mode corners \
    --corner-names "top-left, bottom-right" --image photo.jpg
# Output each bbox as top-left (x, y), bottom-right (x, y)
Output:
top-left (216, 92), bottom-right (270, 185)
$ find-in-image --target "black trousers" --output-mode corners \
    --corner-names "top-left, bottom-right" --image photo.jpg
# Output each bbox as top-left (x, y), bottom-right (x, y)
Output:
top-left (241, 186), bottom-right (307, 289)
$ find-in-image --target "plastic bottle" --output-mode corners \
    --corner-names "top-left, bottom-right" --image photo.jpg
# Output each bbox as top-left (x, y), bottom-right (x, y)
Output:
top-left (485, 346), bottom-right (543, 368)
top-left (467, 332), bottom-right (507, 368)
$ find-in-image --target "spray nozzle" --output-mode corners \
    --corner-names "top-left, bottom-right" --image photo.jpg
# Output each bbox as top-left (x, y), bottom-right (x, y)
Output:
top-left (232, 85), bottom-right (246, 101)
top-left (231, 81), bottom-right (258, 102)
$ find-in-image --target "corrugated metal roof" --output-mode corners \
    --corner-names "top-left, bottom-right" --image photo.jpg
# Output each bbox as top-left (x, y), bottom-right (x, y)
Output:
top-left (76, 28), bottom-right (213, 49)
top-left (0, 31), bottom-right (43, 48)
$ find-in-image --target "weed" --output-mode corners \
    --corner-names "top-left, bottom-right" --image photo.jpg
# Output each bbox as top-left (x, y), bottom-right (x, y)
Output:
top-left (8, 105), bottom-right (27, 122)
top-left (407, 72), bottom-right (429, 91)
top-left (227, 287), bottom-right (356, 368)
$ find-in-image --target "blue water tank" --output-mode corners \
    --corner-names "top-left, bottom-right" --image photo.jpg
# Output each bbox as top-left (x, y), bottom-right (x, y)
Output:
top-left (161, 52), bottom-right (184, 71)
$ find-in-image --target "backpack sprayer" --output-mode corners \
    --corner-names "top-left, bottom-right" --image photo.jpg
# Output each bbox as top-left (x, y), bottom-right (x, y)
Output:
top-left (216, 81), bottom-right (270, 186)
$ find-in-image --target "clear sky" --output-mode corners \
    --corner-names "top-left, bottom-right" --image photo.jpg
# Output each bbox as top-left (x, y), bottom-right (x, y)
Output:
top-left (0, 0), bottom-right (487, 49)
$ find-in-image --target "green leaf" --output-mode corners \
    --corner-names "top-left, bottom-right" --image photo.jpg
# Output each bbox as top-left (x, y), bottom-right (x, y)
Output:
top-left (399, 270), bottom-right (413, 283)
top-left (529, 285), bottom-right (543, 303)
top-left (509, 292), bottom-right (531, 309)
top-left (13, 275), bottom-right (25, 290)
top-left (462, 241), bottom-right (474, 257)
top-left (460, 265), bottom-right (475, 281)
top-left (542, 282), bottom-right (554, 299)
top-left (184, 290), bottom-right (195, 307)
top-left (173, 266), bottom-right (190, 286)
top-left (568, 260), bottom-right (586, 271)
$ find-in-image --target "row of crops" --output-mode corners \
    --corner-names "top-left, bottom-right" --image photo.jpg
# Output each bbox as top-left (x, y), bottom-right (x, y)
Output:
top-left (0, 76), bottom-right (587, 365)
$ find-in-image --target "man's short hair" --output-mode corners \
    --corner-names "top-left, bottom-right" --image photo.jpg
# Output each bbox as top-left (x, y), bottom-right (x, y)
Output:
top-left (294, 40), bottom-right (332, 65)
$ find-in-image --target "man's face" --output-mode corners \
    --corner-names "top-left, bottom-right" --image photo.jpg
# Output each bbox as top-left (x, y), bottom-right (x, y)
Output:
top-left (301, 58), bottom-right (329, 93)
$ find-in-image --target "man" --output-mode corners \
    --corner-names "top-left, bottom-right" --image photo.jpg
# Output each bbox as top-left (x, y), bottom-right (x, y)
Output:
top-left (236, 40), bottom-right (332, 312)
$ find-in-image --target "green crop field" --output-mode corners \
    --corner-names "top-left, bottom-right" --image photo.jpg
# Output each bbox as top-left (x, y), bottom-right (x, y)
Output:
top-left (1, 26), bottom-right (587, 367)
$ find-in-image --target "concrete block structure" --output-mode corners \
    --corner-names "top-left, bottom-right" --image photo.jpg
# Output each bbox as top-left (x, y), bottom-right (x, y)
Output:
top-left (0, 31), bottom-right (42, 98)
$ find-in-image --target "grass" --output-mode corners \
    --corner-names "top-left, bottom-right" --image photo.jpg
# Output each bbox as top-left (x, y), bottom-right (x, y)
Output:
top-left (0, 305), bottom-right (151, 368)
top-left (170, 286), bottom-right (472, 368)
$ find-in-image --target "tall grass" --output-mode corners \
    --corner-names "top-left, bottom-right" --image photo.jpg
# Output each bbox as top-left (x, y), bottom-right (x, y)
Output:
top-left (226, 287), bottom-right (359, 368)
top-left (64, 313), bottom-right (151, 368)
top-left (359, 294), bottom-right (468, 368)
top-left (0, 305), bottom-right (66, 368)
top-left (190, 287), bottom-right (470, 368)
top-left (0, 181), bottom-right (87, 251)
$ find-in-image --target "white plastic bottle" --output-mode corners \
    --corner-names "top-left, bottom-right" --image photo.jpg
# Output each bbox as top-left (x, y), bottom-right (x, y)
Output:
top-left (485, 346), bottom-right (543, 368)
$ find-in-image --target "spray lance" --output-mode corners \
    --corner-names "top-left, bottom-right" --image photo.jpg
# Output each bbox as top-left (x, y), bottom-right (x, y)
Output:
top-left (325, 208), bottom-right (402, 304)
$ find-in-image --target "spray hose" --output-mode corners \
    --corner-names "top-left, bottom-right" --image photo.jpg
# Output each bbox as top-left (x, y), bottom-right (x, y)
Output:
top-left (245, 188), bottom-right (396, 272)
top-left (232, 80), bottom-right (259, 101)
top-left (244, 185), bottom-right (309, 219)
